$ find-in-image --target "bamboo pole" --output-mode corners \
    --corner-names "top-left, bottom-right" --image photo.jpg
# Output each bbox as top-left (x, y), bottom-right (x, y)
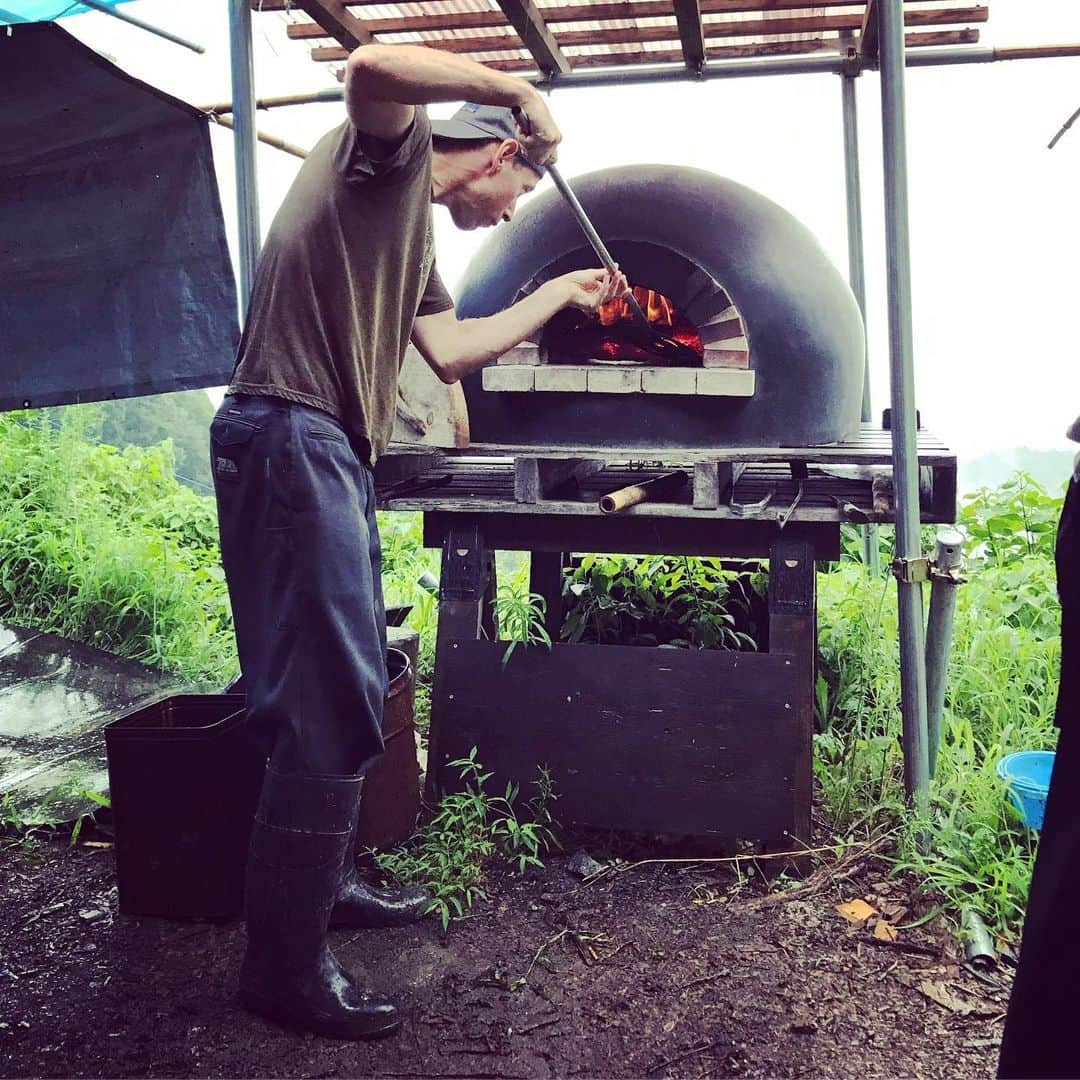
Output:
top-left (599, 471), bottom-right (688, 514)
top-left (209, 113), bottom-right (309, 160)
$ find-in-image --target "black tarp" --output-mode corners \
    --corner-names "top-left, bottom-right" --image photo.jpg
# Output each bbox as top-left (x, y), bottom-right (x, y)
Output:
top-left (0, 22), bottom-right (239, 410)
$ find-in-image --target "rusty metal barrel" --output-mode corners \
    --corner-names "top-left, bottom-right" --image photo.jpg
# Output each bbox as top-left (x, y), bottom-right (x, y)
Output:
top-left (354, 646), bottom-right (421, 849)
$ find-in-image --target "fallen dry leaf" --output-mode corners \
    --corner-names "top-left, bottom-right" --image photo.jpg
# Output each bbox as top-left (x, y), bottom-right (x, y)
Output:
top-left (836, 899), bottom-right (878, 923)
top-left (873, 920), bottom-right (899, 942)
top-left (919, 980), bottom-right (975, 1015)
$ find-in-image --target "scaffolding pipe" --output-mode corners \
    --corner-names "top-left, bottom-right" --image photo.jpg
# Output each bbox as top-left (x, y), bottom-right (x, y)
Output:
top-left (228, 0), bottom-right (261, 315)
top-left (203, 42), bottom-right (1080, 115)
top-left (925, 527), bottom-right (965, 777)
top-left (840, 65), bottom-right (881, 576)
top-left (525, 43), bottom-right (1080, 91)
top-left (80, 0), bottom-right (205, 53)
top-left (879, 0), bottom-right (929, 806)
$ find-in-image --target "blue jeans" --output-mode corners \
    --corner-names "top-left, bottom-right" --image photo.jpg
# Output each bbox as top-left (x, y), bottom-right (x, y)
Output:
top-left (210, 394), bottom-right (387, 777)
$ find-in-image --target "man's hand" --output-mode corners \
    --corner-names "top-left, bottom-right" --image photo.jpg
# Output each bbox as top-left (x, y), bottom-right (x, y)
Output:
top-left (556, 269), bottom-right (631, 313)
top-left (512, 96), bottom-right (561, 167)
top-left (412, 269), bottom-right (629, 383)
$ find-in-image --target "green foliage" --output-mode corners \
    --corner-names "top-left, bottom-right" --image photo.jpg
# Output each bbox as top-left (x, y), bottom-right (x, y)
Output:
top-left (816, 473), bottom-right (1063, 935)
top-left (496, 562), bottom-right (552, 666)
top-left (959, 471), bottom-right (1060, 567)
top-left (0, 407), bottom-right (235, 684)
top-left (375, 511), bottom-right (440, 728)
top-left (1, 778), bottom-right (109, 852)
top-left (45, 390), bottom-right (217, 494)
top-left (374, 748), bottom-right (558, 930)
top-left (562, 554), bottom-right (761, 650)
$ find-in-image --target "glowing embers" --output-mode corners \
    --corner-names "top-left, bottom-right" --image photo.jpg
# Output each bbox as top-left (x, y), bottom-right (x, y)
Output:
top-left (542, 286), bottom-right (704, 366)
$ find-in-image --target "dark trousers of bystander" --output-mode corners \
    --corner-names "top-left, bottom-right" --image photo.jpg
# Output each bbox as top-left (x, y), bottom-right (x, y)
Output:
top-left (998, 475), bottom-right (1080, 1079)
top-left (210, 393), bottom-right (388, 778)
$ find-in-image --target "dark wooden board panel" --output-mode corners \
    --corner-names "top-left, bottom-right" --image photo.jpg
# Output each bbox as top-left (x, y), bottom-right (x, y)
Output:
top-left (422, 511), bottom-right (843, 558)
top-left (436, 641), bottom-right (806, 841)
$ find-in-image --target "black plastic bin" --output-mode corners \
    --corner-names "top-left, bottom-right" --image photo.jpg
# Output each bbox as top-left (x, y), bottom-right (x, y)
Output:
top-left (105, 694), bottom-right (266, 920)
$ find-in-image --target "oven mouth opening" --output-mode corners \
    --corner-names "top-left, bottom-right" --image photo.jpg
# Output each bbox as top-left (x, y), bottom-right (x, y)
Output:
top-left (510, 243), bottom-right (752, 372)
top-left (542, 286), bottom-right (704, 366)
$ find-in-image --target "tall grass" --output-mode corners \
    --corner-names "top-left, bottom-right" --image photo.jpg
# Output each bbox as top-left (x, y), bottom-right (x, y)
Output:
top-left (816, 473), bottom-right (1064, 935)
top-left (0, 407), bottom-right (235, 686)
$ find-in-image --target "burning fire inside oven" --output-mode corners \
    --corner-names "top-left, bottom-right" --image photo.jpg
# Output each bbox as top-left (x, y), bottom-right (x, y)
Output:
top-left (542, 286), bottom-right (705, 365)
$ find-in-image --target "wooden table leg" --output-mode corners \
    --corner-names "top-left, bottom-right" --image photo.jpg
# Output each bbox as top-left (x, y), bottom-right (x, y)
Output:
top-left (426, 522), bottom-right (492, 800)
top-left (768, 537), bottom-right (816, 849)
top-left (529, 551), bottom-right (566, 642)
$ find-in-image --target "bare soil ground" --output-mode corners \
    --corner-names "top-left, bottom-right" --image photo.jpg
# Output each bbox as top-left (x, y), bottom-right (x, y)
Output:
top-left (0, 832), bottom-right (1009, 1079)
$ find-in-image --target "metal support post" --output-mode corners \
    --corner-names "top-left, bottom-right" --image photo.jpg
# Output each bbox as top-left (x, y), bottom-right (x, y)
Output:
top-left (840, 63), bottom-right (880, 576)
top-left (81, 0), bottom-right (205, 53)
top-left (228, 0), bottom-right (261, 315)
top-left (925, 528), bottom-right (965, 777)
top-left (879, 0), bottom-right (929, 806)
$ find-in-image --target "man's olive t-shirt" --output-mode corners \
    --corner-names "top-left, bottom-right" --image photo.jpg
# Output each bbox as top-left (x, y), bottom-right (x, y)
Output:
top-left (228, 108), bottom-right (454, 462)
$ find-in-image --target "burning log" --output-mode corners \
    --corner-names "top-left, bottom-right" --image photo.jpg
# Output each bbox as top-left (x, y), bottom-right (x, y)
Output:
top-left (544, 286), bottom-right (704, 366)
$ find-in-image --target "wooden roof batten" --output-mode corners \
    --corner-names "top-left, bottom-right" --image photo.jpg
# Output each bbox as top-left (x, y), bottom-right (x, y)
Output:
top-left (493, 0), bottom-right (571, 77)
top-left (250, 0), bottom-right (1039, 86)
top-left (673, 0), bottom-right (707, 71)
top-left (861, 0), bottom-right (881, 60)
top-left (289, 0), bottom-right (372, 50)
top-left (300, 6), bottom-right (989, 67)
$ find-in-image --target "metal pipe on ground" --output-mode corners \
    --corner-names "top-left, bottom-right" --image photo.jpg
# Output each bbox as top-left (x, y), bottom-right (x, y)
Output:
top-left (925, 528), bottom-right (965, 778)
top-left (879, 0), bottom-right (930, 809)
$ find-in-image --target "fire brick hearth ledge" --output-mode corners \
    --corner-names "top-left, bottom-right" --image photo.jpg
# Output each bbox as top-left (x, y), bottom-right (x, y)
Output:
top-left (482, 364), bottom-right (756, 396)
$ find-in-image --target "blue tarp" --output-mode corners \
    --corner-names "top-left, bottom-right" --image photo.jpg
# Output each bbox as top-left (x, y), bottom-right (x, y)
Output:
top-left (0, 1), bottom-right (135, 25)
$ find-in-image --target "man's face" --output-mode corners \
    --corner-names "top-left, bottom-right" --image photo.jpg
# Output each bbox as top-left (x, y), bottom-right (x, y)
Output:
top-left (446, 141), bottom-right (538, 231)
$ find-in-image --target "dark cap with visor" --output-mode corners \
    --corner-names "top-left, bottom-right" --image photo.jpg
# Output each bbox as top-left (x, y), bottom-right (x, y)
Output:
top-left (430, 102), bottom-right (545, 176)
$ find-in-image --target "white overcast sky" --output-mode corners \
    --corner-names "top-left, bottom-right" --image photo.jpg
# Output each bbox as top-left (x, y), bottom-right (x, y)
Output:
top-left (59, 1), bottom-right (1080, 460)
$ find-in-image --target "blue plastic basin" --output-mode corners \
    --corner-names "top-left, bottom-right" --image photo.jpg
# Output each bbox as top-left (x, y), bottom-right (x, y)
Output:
top-left (996, 751), bottom-right (1055, 830)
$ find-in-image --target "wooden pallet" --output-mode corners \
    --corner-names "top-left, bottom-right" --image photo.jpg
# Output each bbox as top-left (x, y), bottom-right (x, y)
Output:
top-left (376, 425), bottom-right (957, 526)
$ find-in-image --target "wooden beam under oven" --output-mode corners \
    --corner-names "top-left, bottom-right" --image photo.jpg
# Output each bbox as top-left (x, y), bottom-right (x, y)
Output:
top-left (672, 0), bottom-right (706, 69)
top-left (494, 0), bottom-right (572, 76)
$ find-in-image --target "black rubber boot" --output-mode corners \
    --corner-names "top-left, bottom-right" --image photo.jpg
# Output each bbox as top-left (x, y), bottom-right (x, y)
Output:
top-left (239, 769), bottom-right (401, 1040)
top-left (330, 809), bottom-right (433, 929)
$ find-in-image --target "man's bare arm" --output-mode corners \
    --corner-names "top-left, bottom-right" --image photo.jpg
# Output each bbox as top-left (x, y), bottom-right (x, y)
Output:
top-left (411, 271), bottom-right (625, 385)
top-left (345, 44), bottom-right (559, 162)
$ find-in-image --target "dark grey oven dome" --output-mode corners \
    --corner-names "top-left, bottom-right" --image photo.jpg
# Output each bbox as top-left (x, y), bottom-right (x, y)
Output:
top-left (454, 164), bottom-right (865, 449)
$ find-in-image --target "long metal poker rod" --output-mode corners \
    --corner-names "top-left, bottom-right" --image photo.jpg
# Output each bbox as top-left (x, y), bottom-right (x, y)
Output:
top-left (543, 162), bottom-right (651, 328)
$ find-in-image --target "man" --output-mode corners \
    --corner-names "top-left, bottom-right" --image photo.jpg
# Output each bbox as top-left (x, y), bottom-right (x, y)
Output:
top-left (997, 417), bottom-right (1080, 1078)
top-left (210, 45), bottom-right (626, 1042)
